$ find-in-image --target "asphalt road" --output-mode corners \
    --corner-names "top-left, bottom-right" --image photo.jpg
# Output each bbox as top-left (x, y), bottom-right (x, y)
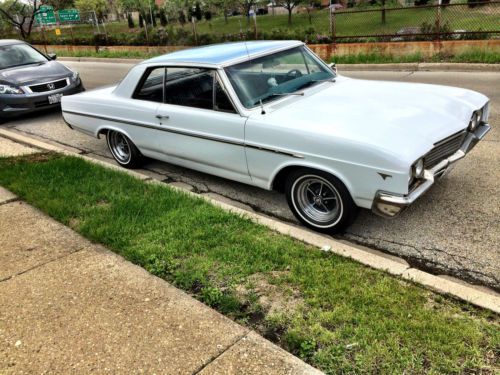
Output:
top-left (2, 61), bottom-right (499, 291)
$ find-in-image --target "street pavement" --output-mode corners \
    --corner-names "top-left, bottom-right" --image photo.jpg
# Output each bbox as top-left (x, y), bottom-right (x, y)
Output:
top-left (1, 61), bottom-right (498, 291)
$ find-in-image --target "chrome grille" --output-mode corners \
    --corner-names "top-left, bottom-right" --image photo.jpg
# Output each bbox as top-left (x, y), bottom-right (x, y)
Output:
top-left (29, 78), bottom-right (68, 93)
top-left (424, 130), bottom-right (466, 168)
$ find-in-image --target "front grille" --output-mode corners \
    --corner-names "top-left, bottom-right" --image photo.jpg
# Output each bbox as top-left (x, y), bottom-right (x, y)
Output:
top-left (424, 130), bottom-right (466, 168)
top-left (29, 78), bottom-right (68, 93)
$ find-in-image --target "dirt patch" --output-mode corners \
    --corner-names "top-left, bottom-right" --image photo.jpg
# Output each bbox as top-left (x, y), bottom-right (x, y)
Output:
top-left (68, 217), bottom-right (80, 229)
top-left (236, 271), bottom-right (304, 317)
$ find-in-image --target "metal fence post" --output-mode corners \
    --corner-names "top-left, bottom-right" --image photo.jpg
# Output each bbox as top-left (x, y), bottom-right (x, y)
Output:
top-left (436, 0), bottom-right (442, 42)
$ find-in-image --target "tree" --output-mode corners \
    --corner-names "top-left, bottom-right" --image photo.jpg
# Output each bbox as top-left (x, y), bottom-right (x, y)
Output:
top-left (239, 0), bottom-right (256, 24)
top-left (127, 12), bottom-right (135, 27)
top-left (0, 0), bottom-right (42, 39)
top-left (139, 12), bottom-right (144, 27)
top-left (75, 0), bottom-right (108, 19)
top-left (276, 0), bottom-right (302, 25)
top-left (204, 10), bottom-right (212, 21)
top-left (45, 0), bottom-right (75, 10)
top-left (213, 0), bottom-right (237, 24)
top-left (159, 8), bottom-right (167, 26)
top-left (178, 10), bottom-right (186, 25)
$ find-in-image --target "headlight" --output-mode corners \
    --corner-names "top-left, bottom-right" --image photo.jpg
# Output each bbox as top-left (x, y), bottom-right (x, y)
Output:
top-left (71, 71), bottom-right (80, 83)
top-left (468, 109), bottom-right (482, 132)
top-left (412, 158), bottom-right (424, 179)
top-left (0, 84), bottom-right (23, 95)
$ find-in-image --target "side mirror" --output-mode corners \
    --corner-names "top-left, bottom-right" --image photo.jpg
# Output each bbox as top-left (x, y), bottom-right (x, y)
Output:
top-left (47, 53), bottom-right (57, 60)
top-left (328, 62), bottom-right (337, 74)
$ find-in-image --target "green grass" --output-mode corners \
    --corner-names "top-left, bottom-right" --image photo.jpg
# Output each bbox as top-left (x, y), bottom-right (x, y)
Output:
top-left (0, 153), bottom-right (498, 374)
top-left (330, 49), bottom-right (500, 64)
top-left (49, 47), bottom-right (500, 64)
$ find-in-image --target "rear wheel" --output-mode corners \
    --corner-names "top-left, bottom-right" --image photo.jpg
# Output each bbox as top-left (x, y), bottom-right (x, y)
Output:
top-left (106, 130), bottom-right (144, 169)
top-left (285, 168), bottom-right (358, 234)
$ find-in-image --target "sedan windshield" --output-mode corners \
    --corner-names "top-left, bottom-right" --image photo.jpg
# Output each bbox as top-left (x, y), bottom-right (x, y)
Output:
top-left (225, 46), bottom-right (335, 109)
top-left (0, 43), bottom-right (48, 70)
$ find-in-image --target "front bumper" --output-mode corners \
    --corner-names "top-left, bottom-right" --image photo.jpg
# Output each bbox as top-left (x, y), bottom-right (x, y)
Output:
top-left (372, 123), bottom-right (491, 218)
top-left (0, 81), bottom-right (84, 119)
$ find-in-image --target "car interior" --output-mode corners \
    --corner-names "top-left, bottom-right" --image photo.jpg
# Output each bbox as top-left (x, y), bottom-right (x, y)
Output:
top-left (133, 67), bottom-right (235, 113)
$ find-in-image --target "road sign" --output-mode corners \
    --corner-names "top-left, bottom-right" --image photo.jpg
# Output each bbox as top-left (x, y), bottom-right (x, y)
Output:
top-left (59, 9), bottom-right (81, 22)
top-left (35, 5), bottom-right (56, 25)
top-left (55, 28), bottom-right (61, 36)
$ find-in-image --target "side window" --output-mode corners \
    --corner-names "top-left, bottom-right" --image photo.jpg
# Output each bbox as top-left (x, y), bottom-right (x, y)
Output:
top-left (214, 79), bottom-right (237, 114)
top-left (164, 67), bottom-right (214, 110)
top-left (133, 67), bottom-right (165, 103)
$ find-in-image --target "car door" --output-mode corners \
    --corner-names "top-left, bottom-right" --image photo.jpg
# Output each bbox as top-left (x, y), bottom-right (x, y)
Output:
top-left (152, 67), bottom-right (251, 184)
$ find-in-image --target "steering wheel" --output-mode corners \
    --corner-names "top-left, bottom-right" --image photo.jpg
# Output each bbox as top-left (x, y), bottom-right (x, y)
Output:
top-left (286, 69), bottom-right (303, 78)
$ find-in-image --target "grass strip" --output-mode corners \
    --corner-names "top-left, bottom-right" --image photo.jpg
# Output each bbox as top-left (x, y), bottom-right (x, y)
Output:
top-left (50, 48), bottom-right (500, 64)
top-left (0, 153), bottom-right (498, 374)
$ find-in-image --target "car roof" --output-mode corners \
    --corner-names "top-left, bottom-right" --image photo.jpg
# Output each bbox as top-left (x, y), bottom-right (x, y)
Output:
top-left (0, 39), bottom-right (26, 46)
top-left (143, 40), bottom-right (303, 67)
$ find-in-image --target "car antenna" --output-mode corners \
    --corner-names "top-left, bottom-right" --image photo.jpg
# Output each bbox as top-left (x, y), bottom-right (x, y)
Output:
top-left (260, 99), bottom-right (266, 115)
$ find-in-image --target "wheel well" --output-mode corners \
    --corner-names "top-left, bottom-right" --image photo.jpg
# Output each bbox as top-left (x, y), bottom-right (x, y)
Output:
top-left (97, 128), bottom-right (110, 139)
top-left (272, 165), bottom-right (352, 196)
top-left (272, 166), bottom-right (302, 193)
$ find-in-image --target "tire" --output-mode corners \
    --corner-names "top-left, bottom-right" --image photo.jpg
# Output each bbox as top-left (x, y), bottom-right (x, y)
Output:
top-left (106, 130), bottom-right (144, 169)
top-left (285, 168), bottom-right (358, 234)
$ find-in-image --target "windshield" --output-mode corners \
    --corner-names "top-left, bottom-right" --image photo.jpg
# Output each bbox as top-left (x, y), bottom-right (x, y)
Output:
top-left (224, 46), bottom-right (335, 109)
top-left (0, 43), bottom-right (48, 70)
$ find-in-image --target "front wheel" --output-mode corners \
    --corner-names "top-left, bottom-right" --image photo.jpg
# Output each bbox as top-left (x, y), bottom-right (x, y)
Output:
top-left (285, 169), bottom-right (358, 234)
top-left (106, 130), bottom-right (144, 169)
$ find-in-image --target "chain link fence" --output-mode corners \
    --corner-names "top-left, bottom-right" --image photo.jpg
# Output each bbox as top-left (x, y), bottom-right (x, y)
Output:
top-left (2, 1), bottom-right (499, 46)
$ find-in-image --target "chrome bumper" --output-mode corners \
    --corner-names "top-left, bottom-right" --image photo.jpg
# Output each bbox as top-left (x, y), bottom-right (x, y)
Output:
top-left (372, 123), bottom-right (490, 218)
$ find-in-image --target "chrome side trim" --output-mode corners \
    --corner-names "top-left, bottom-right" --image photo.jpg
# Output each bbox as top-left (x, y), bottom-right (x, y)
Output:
top-left (372, 123), bottom-right (490, 218)
top-left (63, 110), bottom-right (303, 159)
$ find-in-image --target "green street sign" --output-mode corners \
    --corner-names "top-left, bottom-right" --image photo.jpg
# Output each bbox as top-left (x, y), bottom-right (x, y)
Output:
top-left (35, 5), bottom-right (57, 25)
top-left (58, 9), bottom-right (81, 22)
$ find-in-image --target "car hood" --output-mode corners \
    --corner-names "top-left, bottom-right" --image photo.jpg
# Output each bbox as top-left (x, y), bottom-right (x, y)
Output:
top-left (261, 76), bottom-right (489, 162)
top-left (0, 61), bottom-right (71, 86)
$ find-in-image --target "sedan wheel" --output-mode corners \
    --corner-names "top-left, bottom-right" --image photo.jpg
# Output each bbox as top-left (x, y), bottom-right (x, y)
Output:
top-left (285, 169), bottom-right (358, 233)
top-left (106, 130), bottom-right (144, 168)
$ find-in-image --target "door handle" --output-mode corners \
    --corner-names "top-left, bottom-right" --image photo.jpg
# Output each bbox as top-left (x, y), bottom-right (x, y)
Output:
top-left (156, 114), bottom-right (170, 120)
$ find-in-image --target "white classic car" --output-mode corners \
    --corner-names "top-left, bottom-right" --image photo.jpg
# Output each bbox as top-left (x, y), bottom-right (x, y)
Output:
top-left (61, 41), bottom-right (490, 233)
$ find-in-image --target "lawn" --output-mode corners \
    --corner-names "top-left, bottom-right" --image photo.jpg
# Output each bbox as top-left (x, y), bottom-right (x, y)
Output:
top-left (0, 153), bottom-right (498, 374)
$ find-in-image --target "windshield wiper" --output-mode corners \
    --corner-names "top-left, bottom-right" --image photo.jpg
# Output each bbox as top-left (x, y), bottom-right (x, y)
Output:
top-left (295, 77), bottom-right (336, 92)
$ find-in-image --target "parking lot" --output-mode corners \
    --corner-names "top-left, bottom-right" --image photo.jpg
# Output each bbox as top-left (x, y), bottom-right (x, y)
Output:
top-left (2, 61), bottom-right (498, 291)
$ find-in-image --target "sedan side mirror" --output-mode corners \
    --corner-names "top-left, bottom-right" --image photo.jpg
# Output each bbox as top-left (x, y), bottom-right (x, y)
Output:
top-left (47, 53), bottom-right (57, 60)
top-left (328, 62), bottom-right (337, 74)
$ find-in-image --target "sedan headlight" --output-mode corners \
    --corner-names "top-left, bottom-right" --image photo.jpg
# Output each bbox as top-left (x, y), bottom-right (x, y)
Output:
top-left (71, 71), bottom-right (80, 83)
top-left (0, 84), bottom-right (23, 95)
top-left (412, 158), bottom-right (425, 179)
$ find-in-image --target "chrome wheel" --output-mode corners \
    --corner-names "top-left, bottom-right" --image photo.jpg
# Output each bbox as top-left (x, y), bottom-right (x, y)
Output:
top-left (108, 131), bottom-right (131, 164)
top-left (291, 175), bottom-right (343, 227)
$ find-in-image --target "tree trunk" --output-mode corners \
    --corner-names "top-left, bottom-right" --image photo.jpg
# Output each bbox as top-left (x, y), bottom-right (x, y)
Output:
top-left (288, 8), bottom-right (292, 25)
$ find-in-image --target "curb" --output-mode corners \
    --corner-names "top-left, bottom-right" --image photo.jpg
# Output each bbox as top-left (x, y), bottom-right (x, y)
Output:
top-left (1, 128), bottom-right (499, 314)
top-left (56, 57), bottom-right (500, 72)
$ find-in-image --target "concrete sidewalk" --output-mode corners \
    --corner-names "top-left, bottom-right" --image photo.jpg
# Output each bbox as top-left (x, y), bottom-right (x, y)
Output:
top-left (0, 139), bottom-right (321, 374)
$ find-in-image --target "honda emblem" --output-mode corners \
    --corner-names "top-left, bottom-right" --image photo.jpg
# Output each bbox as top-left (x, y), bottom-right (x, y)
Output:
top-left (47, 83), bottom-right (55, 90)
